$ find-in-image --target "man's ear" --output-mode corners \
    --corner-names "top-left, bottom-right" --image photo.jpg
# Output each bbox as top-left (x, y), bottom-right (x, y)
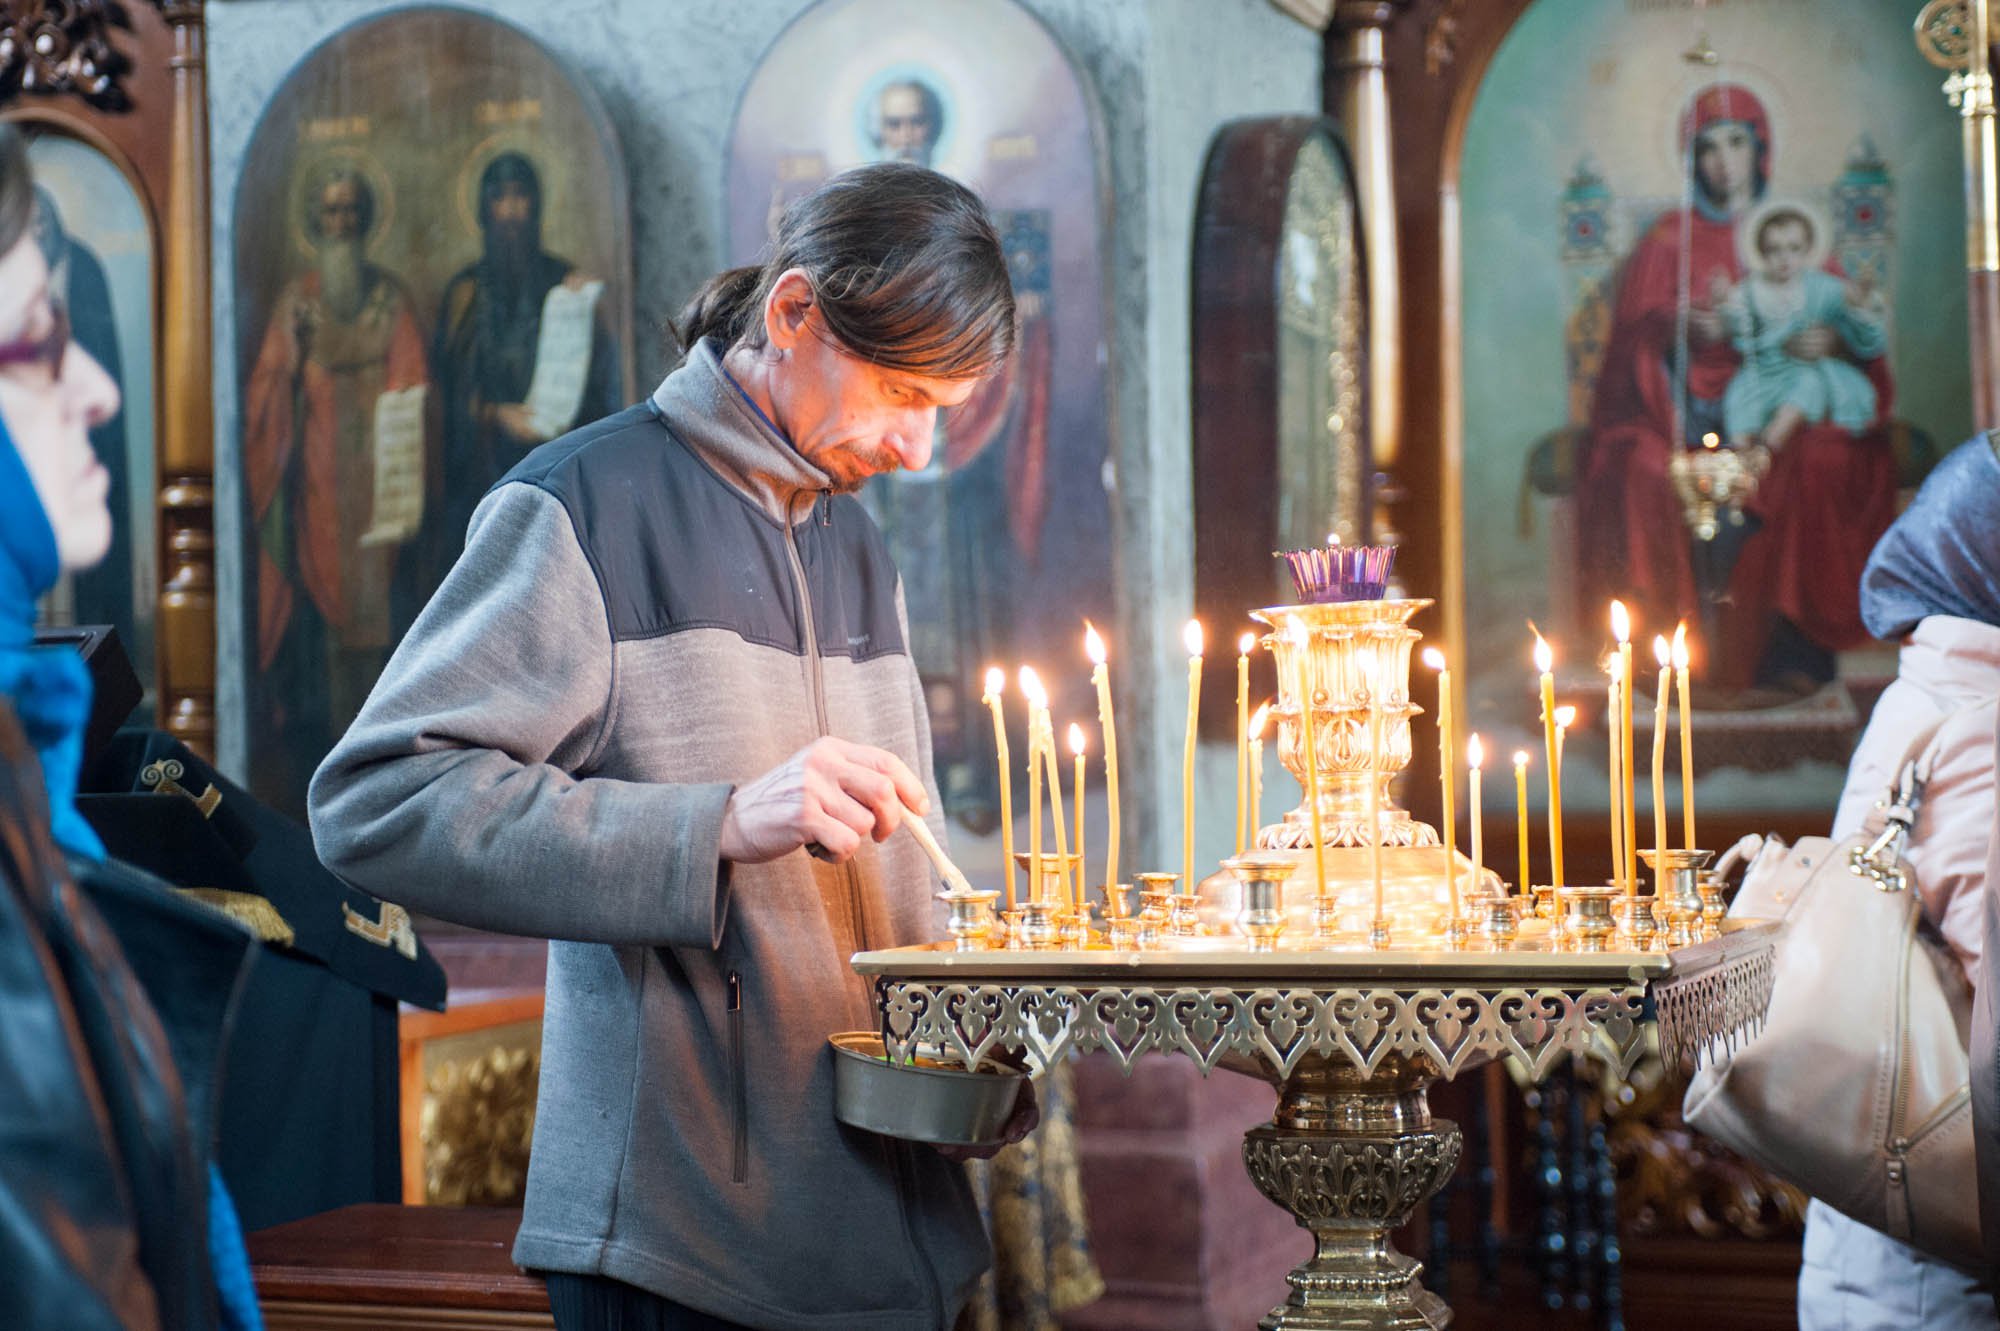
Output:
top-left (763, 268), bottom-right (816, 352)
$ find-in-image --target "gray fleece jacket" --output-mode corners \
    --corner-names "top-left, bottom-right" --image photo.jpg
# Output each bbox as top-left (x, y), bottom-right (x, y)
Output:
top-left (308, 340), bottom-right (986, 1329)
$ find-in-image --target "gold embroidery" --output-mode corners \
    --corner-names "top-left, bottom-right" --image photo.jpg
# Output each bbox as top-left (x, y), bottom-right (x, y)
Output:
top-left (139, 759), bottom-right (223, 818)
top-left (174, 888), bottom-right (296, 947)
top-left (342, 900), bottom-right (419, 960)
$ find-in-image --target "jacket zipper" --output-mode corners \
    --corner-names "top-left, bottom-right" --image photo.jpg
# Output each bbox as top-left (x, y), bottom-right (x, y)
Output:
top-left (785, 490), bottom-right (934, 1318)
top-left (727, 969), bottom-right (747, 1184)
top-left (781, 490), bottom-right (876, 970)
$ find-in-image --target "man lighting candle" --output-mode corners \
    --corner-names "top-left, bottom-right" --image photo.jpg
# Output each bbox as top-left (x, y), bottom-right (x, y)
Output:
top-left (310, 164), bottom-right (1036, 1331)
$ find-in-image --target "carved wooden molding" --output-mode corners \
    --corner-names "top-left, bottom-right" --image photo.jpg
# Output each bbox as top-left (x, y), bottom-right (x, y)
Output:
top-left (0, 0), bottom-right (134, 109)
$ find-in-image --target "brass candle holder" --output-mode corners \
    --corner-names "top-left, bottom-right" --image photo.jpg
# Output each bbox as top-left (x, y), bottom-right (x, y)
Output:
top-left (1557, 885), bottom-right (1620, 952)
top-left (1251, 599), bottom-right (1439, 853)
top-left (1698, 872), bottom-right (1728, 938)
top-left (1640, 848), bottom-right (1713, 947)
top-left (936, 888), bottom-right (1000, 952)
top-left (1135, 872), bottom-right (1178, 948)
top-left (1479, 891), bottom-right (1521, 945)
top-left (1224, 852), bottom-right (1297, 951)
top-left (1531, 883), bottom-right (1560, 921)
top-left (1613, 894), bottom-right (1659, 951)
top-left (1104, 890), bottom-right (1143, 951)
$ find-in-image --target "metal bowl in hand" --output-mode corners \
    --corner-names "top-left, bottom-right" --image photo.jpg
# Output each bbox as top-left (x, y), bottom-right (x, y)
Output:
top-left (829, 1032), bottom-right (1025, 1146)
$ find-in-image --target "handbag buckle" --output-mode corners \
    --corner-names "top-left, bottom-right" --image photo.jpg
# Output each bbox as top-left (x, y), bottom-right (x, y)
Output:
top-left (1849, 809), bottom-right (1913, 893)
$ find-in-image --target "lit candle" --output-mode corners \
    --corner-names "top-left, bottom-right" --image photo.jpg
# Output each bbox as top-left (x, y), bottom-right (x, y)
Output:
top-left (1183, 619), bottom-right (1204, 895)
top-left (1249, 701), bottom-right (1272, 851)
top-left (1674, 623), bottom-right (1695, 852)
top-left (1534, 633), bottom-right (1564, 887)
top-left (1466, 734), bottom-right (1485, 911)
top-left (1422, 647), bottom-right (1454, 900)
top-left (1651, 635), bottom-right (1671, 896)
top-left (1070, 723), bottom-right (1087, 913)
top-left (1236, 633), bottom-right (1253, 856)
top-left (1513, 750), bottom-right (1531, 897)
top-left (1607, 653), bottom-right (1626, 892)
top-left (1085, 623), bottom-right (1121, 902)
top-left (1291, 624), bottom-right (1330, 904)
top-left (982, 666), bottom-right (1016, 910)
top-left (1613, 600), bottom-right (1637, 895)
top-left (1019, 667), bottom-right (1046, 901)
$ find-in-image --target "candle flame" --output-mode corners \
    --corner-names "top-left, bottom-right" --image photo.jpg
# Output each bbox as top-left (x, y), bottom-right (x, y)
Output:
top-left (1250, 700), bottom-right (1272, 737)
top-left (1532, 633), bottom-right (1553, 674)
top-left (1513, 749), bottom-right (1531, 770)
top-left (1084, 621), bottom-right (1107, 666)
top-left (1018, 665), bottom-right (1047, 709)
top-left (1654, 634), bottom-right (1672, 667)
top-left (1672, 621), bottom-right (1690, 670)
top-left (1421, 646), bottom-right (1447, 673)
top-left (1466, 733), bottom-right (1485, 768)
top-left (1068, 722), bottom-right (1086, 756)
top-left (1238, 632), bottom-right (1255, 656)
top-left (983, 665), bottom-right (1005, 698)
top-left (1610, 599), bottom-right (1631, 643)
top-left (1553, 704), bottom-right (1576, 729)
top-left (1184, 619), bottom-right (1205, 657)
top-left (1702, 431), bottom-right (1721, 450)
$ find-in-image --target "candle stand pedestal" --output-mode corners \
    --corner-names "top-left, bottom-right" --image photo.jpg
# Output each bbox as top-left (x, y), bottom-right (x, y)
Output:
top-left (856, 924), bottom-right (1774, 1330)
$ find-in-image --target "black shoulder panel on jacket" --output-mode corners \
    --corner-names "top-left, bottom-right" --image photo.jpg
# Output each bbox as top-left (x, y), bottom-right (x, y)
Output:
top-left (495, 408), bottom-right (905, 661)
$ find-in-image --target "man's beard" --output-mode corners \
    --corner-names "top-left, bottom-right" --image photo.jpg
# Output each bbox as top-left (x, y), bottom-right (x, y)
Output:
top-left (803, 441), bottom-right (903, 493)
top-left (482, 219), bottom-right (537, 287)
top-left (316, 239), bottom-right (369, 322)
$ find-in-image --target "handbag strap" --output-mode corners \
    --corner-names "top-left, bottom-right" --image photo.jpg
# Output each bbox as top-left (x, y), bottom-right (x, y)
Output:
top-left (1850, 710), bottom-right (1961, 892)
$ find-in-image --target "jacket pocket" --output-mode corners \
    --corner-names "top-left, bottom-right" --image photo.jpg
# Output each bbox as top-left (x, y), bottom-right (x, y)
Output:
top-left (727, 969), bottom-right (747, 1185)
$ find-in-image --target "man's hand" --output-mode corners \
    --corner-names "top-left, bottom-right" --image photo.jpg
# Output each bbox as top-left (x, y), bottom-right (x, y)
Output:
top-left (1687, 304), bottom-right (1728, 347)
top-left (1782, 323), bottom-right (1836, 362)
top-left (718, 736), bottom-right (930, 864)
top-left (934, 1077), bottom-right (1040, 1163)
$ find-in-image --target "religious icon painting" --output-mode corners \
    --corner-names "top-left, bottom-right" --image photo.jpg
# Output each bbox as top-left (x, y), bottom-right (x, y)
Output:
top-left (14, 124), bottom-right (159, 721)
top-left (1455, 0), bottom-right (1967, 818)
top-left (232, 7), bottom-right (633, 816)
top-left (727, 0), bottom-right (1114, 833)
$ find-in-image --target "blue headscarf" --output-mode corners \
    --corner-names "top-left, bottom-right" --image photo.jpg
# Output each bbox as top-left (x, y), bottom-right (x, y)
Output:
top-left (0, 411), bottom-right (106, 859)
top-left (1859, 434), bottom-right (2000, 640)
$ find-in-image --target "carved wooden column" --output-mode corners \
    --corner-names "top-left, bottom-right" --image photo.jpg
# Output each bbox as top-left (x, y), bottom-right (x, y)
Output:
top-left (1329, 0), bottom-right (1406, 553)
top-left (154, 0), bottom-right (214, 756)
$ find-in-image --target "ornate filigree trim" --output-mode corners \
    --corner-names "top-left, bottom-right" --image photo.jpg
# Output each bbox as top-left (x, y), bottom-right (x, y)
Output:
top-left (878, 981), bottom-right (1657, 1081)
top-left (1652, 944), bottom-right (1774, 1075)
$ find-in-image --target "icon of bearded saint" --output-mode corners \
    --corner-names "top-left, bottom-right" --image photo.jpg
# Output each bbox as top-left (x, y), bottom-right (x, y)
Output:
top-left (243, 165), bottom-right (431, 784)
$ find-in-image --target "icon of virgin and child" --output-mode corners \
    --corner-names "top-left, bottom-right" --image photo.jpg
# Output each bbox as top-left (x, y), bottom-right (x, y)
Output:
top-left (1575, 83), bottom-right (1900, 701)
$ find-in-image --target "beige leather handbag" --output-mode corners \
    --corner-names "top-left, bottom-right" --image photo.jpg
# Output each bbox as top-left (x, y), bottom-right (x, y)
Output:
top-left (1682, 718), bottom-right (1981, 1271)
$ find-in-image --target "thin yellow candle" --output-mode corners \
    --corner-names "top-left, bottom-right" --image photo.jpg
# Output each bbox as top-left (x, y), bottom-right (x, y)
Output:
top-left (1466, 734), bottom-right (1486, 909)
top-left (1607, 653), bottom-right (1626, 892)
top-left (1513, 750), bottom-right (1531, 897)
top-left (1236, 633), bottom-right (1253, 855)
top-left (1069, 723), bottom-right (1087, 913)
top-left (1534, 634), bottom-right (1564, 887)
top-left (1613, 600), bottom-right (1638, 894)
top-left (1085, 623), bottom-right (1121, 902)
top-left (1423, 647), bottom-right (1454, 898)
top-left (982, 666), bottom-right (1016, 910)
top-left (1019, 667), bottom-right (1045, 901)
top-left (1183, 619), bottom-right (1204, 895)
top-left (1365, 655), bottom-right (1385, 931)
top-left (1651, 635), bottom-right (1671, 895)
top-left (1290, 625), bottom-right (1330, 904)
top-left (1248, 701), bottom-right (1272, 851)
top-left (1044, 717), bottom-right (1071, 913)
top-left (1674, 623), bottom-right (1695, 852)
